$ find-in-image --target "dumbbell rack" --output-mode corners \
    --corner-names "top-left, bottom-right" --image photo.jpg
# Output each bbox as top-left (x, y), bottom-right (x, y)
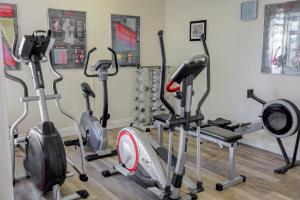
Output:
top-left (131, 66), bottom-right (171, 132)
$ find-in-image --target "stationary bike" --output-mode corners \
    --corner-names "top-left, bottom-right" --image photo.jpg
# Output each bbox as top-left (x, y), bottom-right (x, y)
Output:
top-left (6, 30), bottom-right (89, 199)
top-left (65, 47), bottom-right (119, 161)
top-left (102, 31), bottom-right (210, 199)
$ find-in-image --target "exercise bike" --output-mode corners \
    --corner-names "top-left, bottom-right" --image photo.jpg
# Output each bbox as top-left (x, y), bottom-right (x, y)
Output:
top-left (65, 47), bottom-right (119, 161)
top-left (6, 30), bottom-right (89, 199)
top-left (102, 30), bottom-right (210, 199)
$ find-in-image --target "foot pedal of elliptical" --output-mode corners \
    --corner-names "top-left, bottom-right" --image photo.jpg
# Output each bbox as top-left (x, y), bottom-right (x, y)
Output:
top-left (64, 139), bottom-right (80, 147)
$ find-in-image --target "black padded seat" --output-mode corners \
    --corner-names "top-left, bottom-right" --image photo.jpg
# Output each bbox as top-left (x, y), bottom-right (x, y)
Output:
top-left (207, 118), bottom-right (232, 127)
top-left (81, 82), bottom-right (95, 98)
top-left (153, 114), bottom-right (170, 123)
top-left (201, 126), bottom-right (242, 143)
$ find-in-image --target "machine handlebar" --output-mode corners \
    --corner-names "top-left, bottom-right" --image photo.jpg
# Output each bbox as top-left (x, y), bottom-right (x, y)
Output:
top-left (107, 47), bottom-right (119, 76)
top-left (84, 47), bottom-right (98, 78)
top-left (196, 33), bottom-right (210, 116)
top-left (247, 89), bottom-right (266, 105)
top-left (4, 34), bottom-right (29, 97)
top-left (166, 81), bottom-right (180, 93)
top-left (84, 47), bottom-right (119, 78)
top-left (49, 51), bottom-right (63, 95)
top-left (12, 34), bottom-right (22, 63)
top-left (158, 30), bottom-right (176, 116)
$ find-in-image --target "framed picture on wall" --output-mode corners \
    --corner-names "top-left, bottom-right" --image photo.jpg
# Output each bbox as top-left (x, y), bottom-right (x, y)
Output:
top-left (0, 3), bottom-right (19, 70)
top-left (190, 20), bottom-right (207, 41)
top-left (48, 8), bottom-right (86, 69)
top-left (262, 1), bottom-right (300, 75)
top-left (111, 14), bottom-right (140, 67)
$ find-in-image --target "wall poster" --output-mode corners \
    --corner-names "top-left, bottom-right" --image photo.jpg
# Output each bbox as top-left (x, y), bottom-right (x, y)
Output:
top-left (262, 1), bottom-right (300, 75)
top-left (48, 8), bottom-right (86, 69)
top-left (0, 3), bottom-right (19, 70)
top-left (111, 14), bottom-right (140, 67)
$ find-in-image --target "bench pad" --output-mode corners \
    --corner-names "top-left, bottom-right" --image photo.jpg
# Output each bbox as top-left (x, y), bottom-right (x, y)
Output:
top-left (201, 126), bottom-right (242, 143)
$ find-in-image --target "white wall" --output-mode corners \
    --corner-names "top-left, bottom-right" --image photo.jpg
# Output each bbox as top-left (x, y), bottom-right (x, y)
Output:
top-left (0, 38), bottom-right (14, 199)
top-left (1, 2), bottom-right (299, 198)
top-left (3, 0), bottom-right (165, 135)
top-left (4, 0), bottom-right (299, 166)
top-left (165, 0), bottom-right (300, 158)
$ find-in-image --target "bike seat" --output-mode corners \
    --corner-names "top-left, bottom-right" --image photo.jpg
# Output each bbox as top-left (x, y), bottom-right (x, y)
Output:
top-left (81, 82), bottom-right (95, 98)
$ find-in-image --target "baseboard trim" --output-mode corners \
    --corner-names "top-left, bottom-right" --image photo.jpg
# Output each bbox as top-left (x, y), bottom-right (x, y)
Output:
top-left (108, 117), bottom-right (134, 129)
top-left (240, 132), bottom-right (300, 160)
top-left (59, 126), bottom-right (76, 137)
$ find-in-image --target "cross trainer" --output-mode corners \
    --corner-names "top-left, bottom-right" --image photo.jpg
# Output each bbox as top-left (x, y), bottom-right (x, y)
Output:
top-left (102, 30), bottom-right (209, 199)
top-left (6, 30), bottom-right (89, 200)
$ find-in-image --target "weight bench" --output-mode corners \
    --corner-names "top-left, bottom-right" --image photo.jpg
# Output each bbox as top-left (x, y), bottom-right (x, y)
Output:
top-left (153, 114), bottom-right (246, 191)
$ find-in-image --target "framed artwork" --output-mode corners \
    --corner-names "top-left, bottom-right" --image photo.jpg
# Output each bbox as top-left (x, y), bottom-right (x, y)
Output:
top-left (262, 1), bottom-right (300, 75)
top-left (48, 8), bottom-right (86, 69)
top-left (111, 14), bottom-right (140, 67)
top-left (241, 0), bottom-right (258, 21)
top-left (0, 3), bottom-right (19, 70)
top-left (190, 20), bottom-right (207, 41)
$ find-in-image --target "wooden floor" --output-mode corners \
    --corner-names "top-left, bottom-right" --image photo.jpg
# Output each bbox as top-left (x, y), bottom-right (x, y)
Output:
top-left (14, 129), bottom-right (300, 200)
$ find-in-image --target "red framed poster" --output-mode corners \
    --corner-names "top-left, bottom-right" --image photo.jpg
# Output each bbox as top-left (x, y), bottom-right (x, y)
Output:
top-left (111, 14), bottom-right (140, 67)
top-left (0, 3), bottom-right (19, 70)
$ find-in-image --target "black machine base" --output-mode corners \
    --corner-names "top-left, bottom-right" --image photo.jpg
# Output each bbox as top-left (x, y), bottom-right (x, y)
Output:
top-left (196, 181), bottom-right (204, 193)
top-left (64, 138), bottom-right (117, 162)
top-left (85, 149), bottom-right (118, 161)
top-left (275, 131), bottom-right (300, 174)
top-left (187, 193), bottom-right (198, 200)
top-left (216, 183), bottom-right (224, 191)
top-left (102, 169), bottom-right (120, 177)
top-left (79, 174), bottom-right (89, 182)
top-left (64, 139), bottom-right (80, 147)
top-left (274, 161), bottom-right (300, 174)
top-left (76, 190), bottom-right (89, 198)
top-left (64, 138), bottom-right (86, 147)
top-left (215, 183), bottom-right (223, 192)
top-left (215, 175), bottom-right (246, 191)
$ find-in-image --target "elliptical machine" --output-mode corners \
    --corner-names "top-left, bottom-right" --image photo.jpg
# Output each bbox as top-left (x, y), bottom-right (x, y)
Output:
top-left (102, 30), bottom-right (210, 199)
top-left (6, 30), bottom-right (89, 199)
top-left (65, 47), bottom-right (119, 161)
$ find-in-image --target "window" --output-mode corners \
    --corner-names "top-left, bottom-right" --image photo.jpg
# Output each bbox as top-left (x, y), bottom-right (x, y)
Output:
top-left (262, 1), bottom-right (300, 75)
